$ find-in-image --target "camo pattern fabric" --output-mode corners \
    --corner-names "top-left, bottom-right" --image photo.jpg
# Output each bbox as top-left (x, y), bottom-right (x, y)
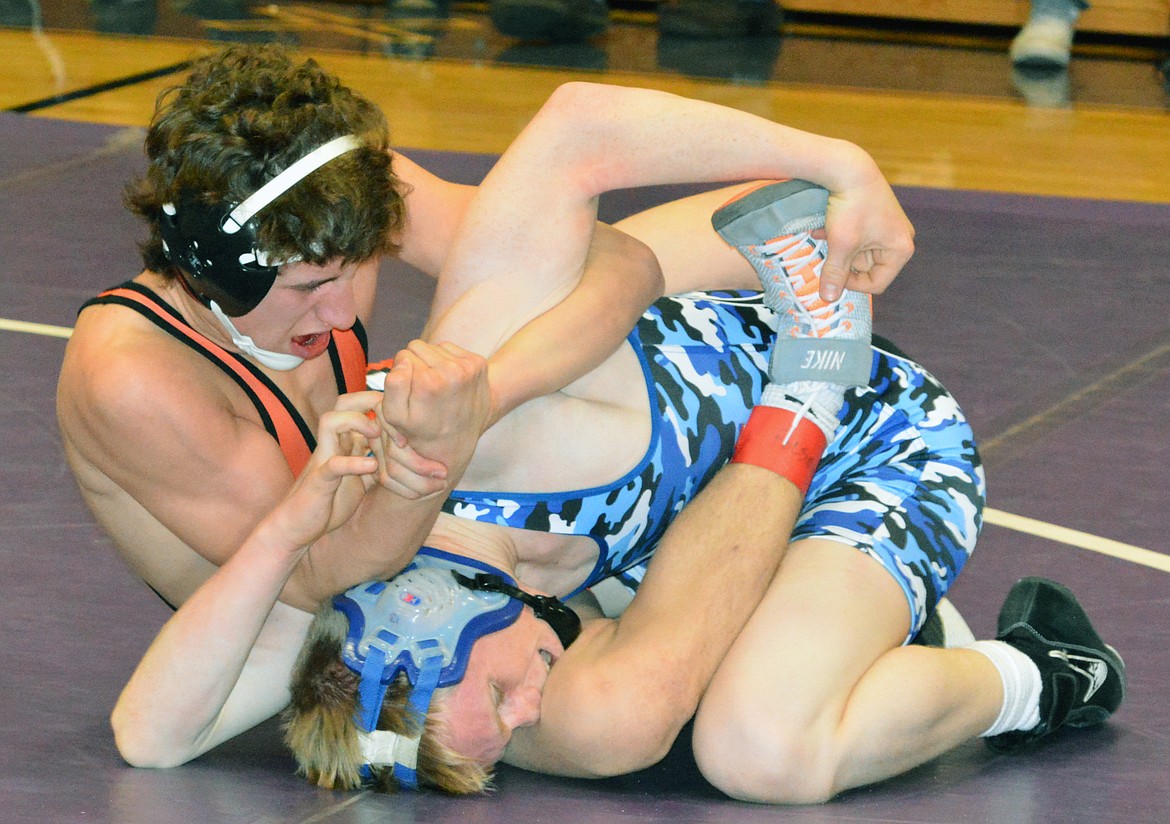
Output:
top-left (441, 291), bottom-right (984, 628)
top-left (789, 338), bottom-right (985, 637)
top-left (442, 291), bottom-right (772, 597)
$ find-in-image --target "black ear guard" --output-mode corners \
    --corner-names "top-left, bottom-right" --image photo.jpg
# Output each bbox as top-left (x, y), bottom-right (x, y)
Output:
top-left (157, 134), bottom-right (363, 318)
top-left (159, 197), bottom-right (280, 318)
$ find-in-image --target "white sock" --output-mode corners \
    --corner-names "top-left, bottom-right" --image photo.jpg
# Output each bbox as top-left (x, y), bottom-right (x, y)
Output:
top-left (967, 639), bottom-right (1043, 737)
top-left (760, 380), bottom-right (846, 443)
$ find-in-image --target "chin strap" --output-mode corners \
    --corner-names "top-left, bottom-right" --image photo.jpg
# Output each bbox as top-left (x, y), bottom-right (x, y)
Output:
top-left (358, 729), bottom-right (422, 783)
top-left (209, 300), bottom-right (305, 371)
top-left (451, 572), bottom-right (581, 648)
top-left (355, 645), bottom-right (442, 789)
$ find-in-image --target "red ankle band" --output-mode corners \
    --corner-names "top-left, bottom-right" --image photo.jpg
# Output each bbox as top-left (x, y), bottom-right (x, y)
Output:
top-left (731, 406), bottom-right (827, 495)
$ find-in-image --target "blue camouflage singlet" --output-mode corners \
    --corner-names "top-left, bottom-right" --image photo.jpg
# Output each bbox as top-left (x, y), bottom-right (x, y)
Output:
top-left (441, 291), bottom-right (775, 596)
top-left (438, 290), bottom-right (985, 628)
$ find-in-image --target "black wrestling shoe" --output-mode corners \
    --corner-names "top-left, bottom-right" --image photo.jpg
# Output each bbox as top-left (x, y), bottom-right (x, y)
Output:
top-left (490, 0), bottom-right (609, 42)
top-left (986, 577), bottom-right (1126, 754)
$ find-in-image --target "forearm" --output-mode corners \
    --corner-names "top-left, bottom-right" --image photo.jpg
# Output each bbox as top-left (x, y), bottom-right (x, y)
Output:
top-left (513, 82), bottom-right (877, 205)
top-left (512, 83), bottom-right (908, 297)
top-left (112, 519), bottom-right (308, 767)
top-left (485, 224), bottom-right (663, 422)
top-left (612, 465), bottom-right (803, 719)
top-left (292, 482), bottom-right (449, 605)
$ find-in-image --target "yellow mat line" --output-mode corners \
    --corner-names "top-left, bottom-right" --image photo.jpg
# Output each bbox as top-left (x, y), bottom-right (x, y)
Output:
top-left (984, 507), bottom-right (1170, 573)
top-left (0, 318), bottom-right (73, 338)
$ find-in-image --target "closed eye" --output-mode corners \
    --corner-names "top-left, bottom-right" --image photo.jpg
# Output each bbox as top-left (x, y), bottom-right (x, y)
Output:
top-left (291, 278), bottom-right (336, 293)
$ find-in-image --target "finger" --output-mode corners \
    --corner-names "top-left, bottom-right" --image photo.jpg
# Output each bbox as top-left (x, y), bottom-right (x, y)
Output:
top-left (405, 339), bottom-right (458, 368)
top-left (434, 340), bottom-right (475, 358)
top-left (818, 255), bottom-right (849, 302)
top-left (850, 245), bottom-right (913, 295)
top-left (297, 454), bottom-right (378, 503)
top-left (382, 420), bottom-right (408, 449)
top-left (379, 460), bottom-right (449, 498)
top-left (333, 390), bottom-right (384, 414)
top-left (325, 453), bottom-right (379, 480)
top-left (385, 438), bottom-right (448, 481)
top-left (379, 357), bottom-right (415, 422)
top-left (436, 342), bottom-right (488, 383)
top-left (820, 225), bottom-right (861, 302)
top-left (849, 262), bottom-right (895, 295)
top-left (836, 248), bottom-right (874, 293)
top-left (314, 412), bottom-right (380, 469)
top-left (365, 428), bottom-right (389, 483)
top-left (318, 408), bottom-right (381, 444)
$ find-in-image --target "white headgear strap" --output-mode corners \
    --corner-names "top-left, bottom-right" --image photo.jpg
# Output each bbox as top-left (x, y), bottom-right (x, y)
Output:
top-left (223, 135), bottom-right (363, 233)
top-left (358, 729), bottom-right (421, 772)
top-left (209, 300), bottom-right (305, 371)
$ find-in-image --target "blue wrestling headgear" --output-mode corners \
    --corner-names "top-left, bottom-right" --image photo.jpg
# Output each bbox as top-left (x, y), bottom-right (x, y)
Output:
top-left (158, 134), bottom-right (361, 318)
top-left (333, 547), bottom-right (581, 789)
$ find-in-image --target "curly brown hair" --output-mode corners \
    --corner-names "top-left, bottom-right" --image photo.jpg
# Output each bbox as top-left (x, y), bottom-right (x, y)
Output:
top-left (125, 44), bottom-right (405, 279)
top-left (283, 604), bottom-right (492, 795)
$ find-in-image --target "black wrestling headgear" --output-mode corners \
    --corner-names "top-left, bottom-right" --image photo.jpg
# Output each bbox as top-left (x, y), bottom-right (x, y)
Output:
top-left (158, 134), bottom-right (361, 317)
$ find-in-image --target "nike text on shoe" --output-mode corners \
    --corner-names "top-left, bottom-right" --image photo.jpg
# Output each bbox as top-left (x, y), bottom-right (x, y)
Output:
top-left (987, 577), bottom-right (1126, 754)
top-left (712, 180), bottom-right (872, 388)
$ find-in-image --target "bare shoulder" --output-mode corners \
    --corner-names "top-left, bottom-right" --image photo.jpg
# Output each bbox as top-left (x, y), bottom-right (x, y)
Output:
top-left (59, 299), bottom-right (238, 461)
top-left (58, 298), bottom-right (293, 569)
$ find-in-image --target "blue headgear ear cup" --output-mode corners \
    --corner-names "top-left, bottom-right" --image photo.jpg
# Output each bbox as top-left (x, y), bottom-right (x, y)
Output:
top-left (334, 548), bottom-right (583, 789)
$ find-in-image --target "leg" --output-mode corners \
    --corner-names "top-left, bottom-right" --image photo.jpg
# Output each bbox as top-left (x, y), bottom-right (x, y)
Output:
top-left (712, 180), bottom-right (873, 491)
top-left (692, 331), bottom-right (989, 800)
top-left (691, 343), bottom-right (987, 800)
top-left (614, 183), bottom-right (772, 295)
top-left (693, 178), bottom-right (1122, 804)
top-left (692, 539), bottom-right (1003, 803)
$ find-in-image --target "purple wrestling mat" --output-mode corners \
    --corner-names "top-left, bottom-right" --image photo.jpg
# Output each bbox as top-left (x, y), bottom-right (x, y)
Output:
top-left (1, 112), bottom-right (1167, 824)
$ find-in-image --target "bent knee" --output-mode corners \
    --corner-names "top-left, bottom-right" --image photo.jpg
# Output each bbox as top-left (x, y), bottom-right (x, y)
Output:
top-left (692, 696), bottom-right (839, 805)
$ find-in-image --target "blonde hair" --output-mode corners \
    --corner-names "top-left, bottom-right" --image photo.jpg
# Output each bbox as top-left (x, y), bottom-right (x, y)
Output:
top-left (284, 604), bottom-right (492, 794)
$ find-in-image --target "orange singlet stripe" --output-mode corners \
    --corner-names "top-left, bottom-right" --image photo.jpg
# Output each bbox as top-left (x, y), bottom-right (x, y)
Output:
top-left (84, 283), bottom-right (369, 478)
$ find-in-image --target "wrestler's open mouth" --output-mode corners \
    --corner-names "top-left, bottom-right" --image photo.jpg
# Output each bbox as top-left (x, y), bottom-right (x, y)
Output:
top-left (291, 331), bottom-right (331, 359)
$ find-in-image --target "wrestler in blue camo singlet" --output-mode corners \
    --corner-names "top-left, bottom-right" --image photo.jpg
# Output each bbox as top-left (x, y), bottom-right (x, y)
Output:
top-left (440, 291), bottom-right (985, 629)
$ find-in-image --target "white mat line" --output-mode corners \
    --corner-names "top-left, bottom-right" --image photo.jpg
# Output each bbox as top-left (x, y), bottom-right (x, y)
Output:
top-left (985, 507), bottom-right (1170, 573)
top-left (4, 316), bottom-right (1165, 573)
top-left (0, 318), bottom-right (73, 338)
